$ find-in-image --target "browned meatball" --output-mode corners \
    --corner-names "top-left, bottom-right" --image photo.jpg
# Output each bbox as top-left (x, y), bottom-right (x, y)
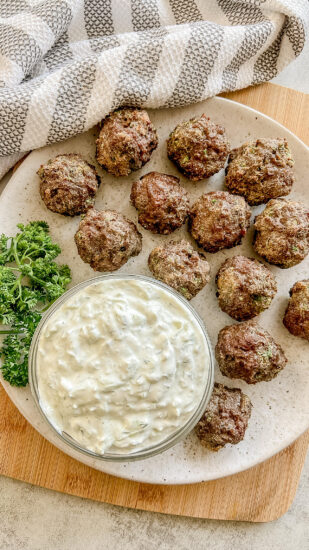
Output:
top-left (216, 256), bottom-right (277, 321)
top-left (283, 280), bottom-right (309, 341)
top-left (195, 383), bottom-right (252, 451)
top-left (216, 321), bottom-right (287, 384)
top-left (74, 208), bottom-right (142, 271)
top-left (253, 199), bottom-right (309, 268)
top-left (96, 108), bottom-right (157, 176)
top-left (37, 154), bottom-right (100, 216)
top-left (225, 138), bottom-right (294, 205)
top-left (130, 172), bottom-right (190, 234)
top-left (167, 114), bottom-right (230, 180)
top-left (189, 191), bottom-right (251, 253)
top-left (148, 240), bottom-right (210, 300)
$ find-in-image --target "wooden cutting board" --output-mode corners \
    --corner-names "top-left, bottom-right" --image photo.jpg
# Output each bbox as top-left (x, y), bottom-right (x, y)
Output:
top-left (0, 82), bottom-right (308, 522)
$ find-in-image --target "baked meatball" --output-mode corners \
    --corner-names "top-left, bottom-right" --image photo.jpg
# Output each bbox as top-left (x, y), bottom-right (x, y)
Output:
top-left (225, 138), bottom-right (294, 205)
top-left (74, 208), bottom-right (142, 271)
top-left (253, 199), bottom-right (309, 268)
top-left (167, 114), bottom-right (230, 180)
top-left (195, 383), bottom-right (252, 451)
top-left (216, 321), bottom-right (287, 384)
top-left (37, 154), bottom-right (100, 216)
top-left (130, 172), bottom-right (190, 234)
top-left (283, 280), bottom-right (309, 341)
top-left (189, 191), bottom-right (251, 253)
top-left (148, 240), bottom-right (210, 300)
top-left (96, 108), bottom-right (157, 176)
top-left (216, 256), bottom-right (277, 321)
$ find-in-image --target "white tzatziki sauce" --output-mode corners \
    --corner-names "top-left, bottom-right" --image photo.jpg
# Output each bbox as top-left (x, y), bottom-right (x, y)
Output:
top-left (36, 278), bottom-right (210, 455)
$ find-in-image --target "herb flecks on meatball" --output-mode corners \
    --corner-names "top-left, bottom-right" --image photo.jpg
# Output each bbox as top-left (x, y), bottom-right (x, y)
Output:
top-left (167, 114), bottom-right (230, 181)
top-left (283, 280), bottom-right (309, 341)
top-left (37, 153), bottom-right (100, 216)
top-left (74, 208), bottom-right (142, 272)
top-left (96, 107), bottom-right (158, 176)
top-left (225, 138), bottom-right (294, 206)
top-left (196, 383), bottom-right (252, 451)
top-left (253, 199), bottom-right (309, 268)
top-left (130, 172), bottom-right (190, 234)
top-left (216, 255), bottom-right (277, 321)
top-left (189, 191), bottom-right (251, 253)
top-left (148, 240), bottom-right (210, 300)
top-left (215, 321), bottom-right (287, 384)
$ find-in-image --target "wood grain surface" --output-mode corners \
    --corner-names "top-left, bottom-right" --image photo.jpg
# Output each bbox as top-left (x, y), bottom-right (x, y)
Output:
top-left (0, 82), bottom-right (308, 522)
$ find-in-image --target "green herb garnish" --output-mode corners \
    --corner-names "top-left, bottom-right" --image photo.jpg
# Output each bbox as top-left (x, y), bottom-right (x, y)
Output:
top-left (0, 222), bottom-right (71, 386)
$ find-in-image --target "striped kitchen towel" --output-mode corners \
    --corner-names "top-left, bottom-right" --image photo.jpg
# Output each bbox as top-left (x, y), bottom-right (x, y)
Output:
top-left (0, 0), bottom-right (307, 179)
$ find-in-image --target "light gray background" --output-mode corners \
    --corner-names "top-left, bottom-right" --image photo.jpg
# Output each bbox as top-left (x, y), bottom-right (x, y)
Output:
top-left (0, 42), bottom-right (308, 550)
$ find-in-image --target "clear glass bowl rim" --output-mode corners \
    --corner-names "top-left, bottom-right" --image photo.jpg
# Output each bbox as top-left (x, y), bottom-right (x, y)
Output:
top-left (29, 273), bottom-right (214, 462)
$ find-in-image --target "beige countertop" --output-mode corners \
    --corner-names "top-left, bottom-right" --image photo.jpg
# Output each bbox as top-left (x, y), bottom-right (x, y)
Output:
top-left (0, 42), bottom-right (308, 550)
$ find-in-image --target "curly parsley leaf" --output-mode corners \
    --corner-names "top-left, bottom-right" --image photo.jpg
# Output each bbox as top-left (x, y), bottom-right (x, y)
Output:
top-left (1, 311), bottom-right (42, 387)
top-left (0, 221), bottom-right (71, 386)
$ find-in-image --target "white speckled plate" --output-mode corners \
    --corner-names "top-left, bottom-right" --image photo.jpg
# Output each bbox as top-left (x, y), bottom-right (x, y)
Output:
top-left (1, 97), bottom-right (308, 484)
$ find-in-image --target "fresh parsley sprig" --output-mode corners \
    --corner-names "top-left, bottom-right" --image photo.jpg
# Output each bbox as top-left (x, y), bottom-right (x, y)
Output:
top-left (0, 221), bottom-right (71, 386)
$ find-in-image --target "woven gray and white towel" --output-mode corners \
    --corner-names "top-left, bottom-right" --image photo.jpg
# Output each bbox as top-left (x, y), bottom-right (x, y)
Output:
top-left (0, 0), bottom-right (308, 179)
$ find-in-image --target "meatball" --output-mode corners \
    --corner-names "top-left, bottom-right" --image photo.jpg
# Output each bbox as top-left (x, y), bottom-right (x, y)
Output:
top-left (283, 280), bottom-right (309, 341)
top-left (253, 199), bottom-right (309, 268)
top-left (189, 191), bottom-right (251, 253)
top-left (167, 114), bottom-right (230, 181)
top-left (215, 321), bottom-right (287, 384)
top-left (225, 138), bottom-right (294, 205)
top-left (148, 240), bottom-right (210, 300)
top-left (96, 107), bottom-right (158, 176)
top-left (74, 208), bottom-right (142, 271)
top-left (37, 153), bottom-right (100, 216)
top-left (195, 383), bottom-right (252, 451)
top-left (130, 172), bottom-right (190, 234)
top-left (216, 256), bottom-right (277, 320)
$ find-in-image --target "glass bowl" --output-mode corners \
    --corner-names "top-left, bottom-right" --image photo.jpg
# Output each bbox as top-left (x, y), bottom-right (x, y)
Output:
top-left (29, 274), bottom-right (214, 462)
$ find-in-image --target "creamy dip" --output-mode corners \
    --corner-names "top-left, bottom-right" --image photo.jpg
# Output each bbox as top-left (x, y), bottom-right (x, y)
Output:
top-left (36, 278), bottom-right (210, 455)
